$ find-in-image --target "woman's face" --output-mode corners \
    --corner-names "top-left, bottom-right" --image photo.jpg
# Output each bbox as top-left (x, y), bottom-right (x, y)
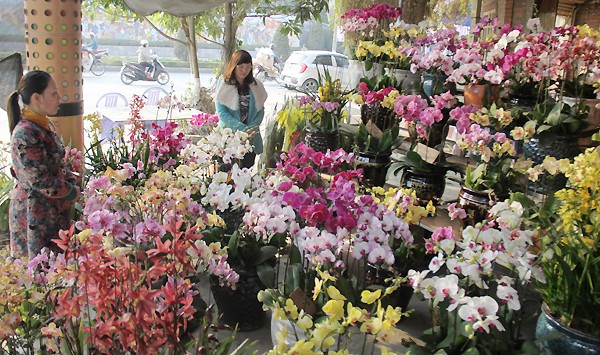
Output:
top-left (234, 62), bottom-right (252, 83)
top-left (34, 79), bottom-right (61, 116)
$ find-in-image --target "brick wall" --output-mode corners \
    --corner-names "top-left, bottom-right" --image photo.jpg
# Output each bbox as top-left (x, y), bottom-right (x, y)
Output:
top-left (574, 3), bottom-right (600, 28)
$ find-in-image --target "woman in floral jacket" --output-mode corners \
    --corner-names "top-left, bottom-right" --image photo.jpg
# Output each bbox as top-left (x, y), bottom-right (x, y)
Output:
top-left (215, 49), bottom-right (268, 168)
top-left (7, 70), bottom-right (80, 259)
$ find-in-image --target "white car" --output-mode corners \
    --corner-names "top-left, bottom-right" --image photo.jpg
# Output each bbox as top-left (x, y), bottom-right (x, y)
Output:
top-left (279, 50), bottom-right (350, 92)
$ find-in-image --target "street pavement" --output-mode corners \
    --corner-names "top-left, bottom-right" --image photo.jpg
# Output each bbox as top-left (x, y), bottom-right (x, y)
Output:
top-left (0, 67), bottom-right (301, 146)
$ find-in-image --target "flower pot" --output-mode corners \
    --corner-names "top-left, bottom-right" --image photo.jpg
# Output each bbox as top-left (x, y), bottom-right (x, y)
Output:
top-left (563, 97), bottom-right (600, 149)
top-left (388, 68), bottom-right (422, 94)
top-left (456, 186), bottom-right (496, 226)
top-left (464, 84), bottom-right (500, 109)
top-left (304, 130), bottom-right (340, 153)
top-left (345, 59), bottom-right (364, 89)
top-left (360, 103), bottom-right (397, 131)
top-left (365, 263), bottom-right (414, 312)
top-left (355, 152), bottom-right (391, 187)
top-left (422, 73), bottom-right (455, 99)
top-left (399, 168), bottom-right (446, 203)
top-left (523, 134), bottom-right (580, 194)
top-left (407, 121), bottom-right (446, 148)
top-left (536, 303), bottom-right (600, 354)
top-left (209, 269), bottom-right (267, 331)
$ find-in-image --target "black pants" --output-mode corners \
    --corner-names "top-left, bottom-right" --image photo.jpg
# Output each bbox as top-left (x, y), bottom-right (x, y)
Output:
top-left (140, 62), bottom-right (153, 73)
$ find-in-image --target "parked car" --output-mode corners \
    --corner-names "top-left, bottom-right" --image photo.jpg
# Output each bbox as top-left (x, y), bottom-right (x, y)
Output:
top-left (279, 50), bottom-right (350, 92)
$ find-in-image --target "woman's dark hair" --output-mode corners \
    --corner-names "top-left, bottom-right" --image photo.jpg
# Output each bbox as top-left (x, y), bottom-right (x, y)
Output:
top-left (224, 50), bottom-right (256, 88)
top-left (7, 70), bottom-right (52, 134)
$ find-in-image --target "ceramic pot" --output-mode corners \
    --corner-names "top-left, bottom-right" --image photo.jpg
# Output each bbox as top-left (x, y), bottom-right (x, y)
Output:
top-left (464, 84), bottom-right (500, 108)
top-left (562, 97), bottom-right (600, 149)
top-left (304, 130), bottom-right (340, 153)
top-left (346, 59), bottom-right (364, 89)
top-left (210, 269), bottom-right (267, 331)
top-left (457, 186), bottom-right (496, 226)
top-left (422, 73), bottom-right (455, 99)
top-left (536, 303), bottom-right (600, 354)
top-left (360, 103), bottom-right (397, 131)
top-left (399, 168), bottom-right (446, 203)
top-left (355, 152), bottom-right (392, 187)
top-left (387, 68), bottom-right (422, 94)
top-left (523, 134), bottom-right (580, 194)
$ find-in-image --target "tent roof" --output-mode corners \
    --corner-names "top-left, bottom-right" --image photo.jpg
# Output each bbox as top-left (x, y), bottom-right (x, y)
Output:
top-left (123, 0), bottom-right (231, 17)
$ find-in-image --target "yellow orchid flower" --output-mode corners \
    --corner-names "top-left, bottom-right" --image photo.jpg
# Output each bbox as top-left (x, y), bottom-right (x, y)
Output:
top-left (297, 314), bottom-right (314, 332)
top-left (381, 346), bottom-right (398, 355)
top-left (285, 298), bottom-right (299, 320)
top-left (361, 289), bottom-right (382, 305)
top-left (326, 286), bottom-right (347, 301)
top-left (288, 339), bottom-right (321, 355)
top-left (322, 299), bottom-right (345, 323)
top-left (313, 277), bottom-right (323, 301)
top-left (360, 317), bottom-right (383, 334)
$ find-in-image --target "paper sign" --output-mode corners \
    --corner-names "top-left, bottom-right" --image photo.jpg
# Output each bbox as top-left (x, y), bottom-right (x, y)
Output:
top-left (364, 120), bottom-right (384, 140)
top-left (290, 287), bottom-right (317, 315)
top-left (414, 142), bottom-right (440, 165)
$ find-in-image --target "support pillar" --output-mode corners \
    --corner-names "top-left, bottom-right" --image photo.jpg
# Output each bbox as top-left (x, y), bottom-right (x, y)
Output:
top-left (24, 0), bottom-right (84, 152)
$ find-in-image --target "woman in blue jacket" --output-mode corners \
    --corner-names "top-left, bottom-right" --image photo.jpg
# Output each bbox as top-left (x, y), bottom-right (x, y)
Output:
top-left (215, 49), bottom-right (268, 168)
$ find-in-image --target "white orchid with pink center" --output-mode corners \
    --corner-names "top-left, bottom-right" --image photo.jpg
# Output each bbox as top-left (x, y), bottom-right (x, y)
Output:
top-left (406, 203), bottom-right (543, 338)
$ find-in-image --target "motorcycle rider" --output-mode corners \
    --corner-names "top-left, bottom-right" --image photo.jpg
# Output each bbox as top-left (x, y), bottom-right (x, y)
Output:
top-left (82, 33), bottom-right (98, 66)
top-left (137, 39), bottom-right (154, 77)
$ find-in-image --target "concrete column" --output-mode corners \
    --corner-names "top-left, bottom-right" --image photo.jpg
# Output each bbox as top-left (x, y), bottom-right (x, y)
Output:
top-left (24, 0), bottom-right (84, 151)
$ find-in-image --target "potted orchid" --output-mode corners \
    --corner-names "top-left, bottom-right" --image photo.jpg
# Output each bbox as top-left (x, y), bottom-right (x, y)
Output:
top-left (532, 147), bottom-right (600, 352)
top-left (300, 70), bottom-right (352, 153)
top-left (455, 104), bottom-right (531, 224)
top-left (389, 91), bottom-right (471, 202)
top-left (251, 143), bottom-right (419, 342)
top-left (406, 201), bottom-right (543, 354)
top-left (349, 75), bottom-right (403, 186)
top-left (449, 18), bottom-right (524, 108)
top-left (340, 3), bottom-right (403, 65)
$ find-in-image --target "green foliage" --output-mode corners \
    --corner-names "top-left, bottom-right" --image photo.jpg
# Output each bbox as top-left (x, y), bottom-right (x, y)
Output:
top-left (272, 25), bottom-right (291, 61)
top-left (352, 123), bottom-right (402, 154)
top-left (527, 99), bottom-right (595, 137)
top-left (0, 171), bottom-right (14, 233)
top-left (389, 150), bottom-right (454, 176)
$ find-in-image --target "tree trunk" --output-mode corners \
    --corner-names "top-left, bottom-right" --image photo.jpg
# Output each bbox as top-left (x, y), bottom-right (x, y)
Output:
top-left (401, 0), bottom-right (429, 24)
top-left (222, 2), bottom-right (235, 76)
top-left (186, 15), bottom-right (201, 91)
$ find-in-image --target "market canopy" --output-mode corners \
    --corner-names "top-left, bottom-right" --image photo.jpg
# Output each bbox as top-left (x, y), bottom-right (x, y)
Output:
top-left (122, 0), bottom-right (232, 17)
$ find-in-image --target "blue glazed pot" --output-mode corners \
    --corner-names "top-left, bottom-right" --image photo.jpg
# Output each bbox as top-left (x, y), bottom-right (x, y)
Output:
top-left (536, 304), bottom-right (600, 354)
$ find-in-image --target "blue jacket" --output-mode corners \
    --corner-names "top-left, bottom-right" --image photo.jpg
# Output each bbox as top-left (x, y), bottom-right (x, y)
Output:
top-left (215, 79), bottom-right (268, 154)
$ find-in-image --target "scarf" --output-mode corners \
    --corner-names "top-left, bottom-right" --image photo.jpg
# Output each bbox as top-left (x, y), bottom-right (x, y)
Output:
top-left (21, 107), bottom-right (51, 131)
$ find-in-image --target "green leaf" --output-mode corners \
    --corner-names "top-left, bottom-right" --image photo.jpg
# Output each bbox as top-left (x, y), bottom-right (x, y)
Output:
top-left (253, 246), bottom-right (278, 267)
top-left (227, 231), bottom-right (239, 260)
top-left (545, 101), bottom-right (563, 126)
top-left (364, 59), bottom-right (373, 72)
top-left (256, 263), bottom-right (275, 288)
top-left (285, 264), bottom-right (302, 295)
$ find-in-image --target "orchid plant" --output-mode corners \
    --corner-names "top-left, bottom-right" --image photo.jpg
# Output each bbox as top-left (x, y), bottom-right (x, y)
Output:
top-left (406, 201), bottom-right (544, 354)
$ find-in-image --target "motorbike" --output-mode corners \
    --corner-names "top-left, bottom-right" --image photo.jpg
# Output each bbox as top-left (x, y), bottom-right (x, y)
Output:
top-left (82, 48), bottom-right (108, 76)
top-left (120, 55), bottom-right (170, 85)
top-left (253, 47), bottom-right (281, 82)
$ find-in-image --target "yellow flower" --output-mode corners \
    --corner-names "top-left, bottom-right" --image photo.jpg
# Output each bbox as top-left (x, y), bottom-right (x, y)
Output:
top-left (326, 286), bottom-right (347, 301)
top-left (322, 299), bottom-right (345, 323)
top-left (285, 299), bottom-right (299, 320)
top-left (360, 317), bottom-right (383, 334)
top-left (381, 346), bottom-right (398, 355)
top-left (297, 314), bottom-right (314, 332)
top-left (312, 323), bottom-right (337, 350)
top-left (313, 277), bottom-right (324, 301)
top-left (288, 339), bottom-right (321, 355)
top-left (384, 305), bottom-right (402, 325)
top-left (361, 289), bottom-right (382, 305)
top-left (345, 303), bottom-right (365, 325)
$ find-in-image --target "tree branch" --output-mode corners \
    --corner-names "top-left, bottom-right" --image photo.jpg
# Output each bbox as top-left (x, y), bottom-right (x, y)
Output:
top-left (196, 33), bottom-right (224, 48)
top-left (142, 17), bottom-right (185, 45)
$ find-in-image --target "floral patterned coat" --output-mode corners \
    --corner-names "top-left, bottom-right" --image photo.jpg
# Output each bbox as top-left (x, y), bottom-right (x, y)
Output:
top-left (9, 119), bottom-right (78, 259)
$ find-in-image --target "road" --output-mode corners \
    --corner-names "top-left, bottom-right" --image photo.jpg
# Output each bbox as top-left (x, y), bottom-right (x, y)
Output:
top-left (0, 67), bottom-right (301, 145)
